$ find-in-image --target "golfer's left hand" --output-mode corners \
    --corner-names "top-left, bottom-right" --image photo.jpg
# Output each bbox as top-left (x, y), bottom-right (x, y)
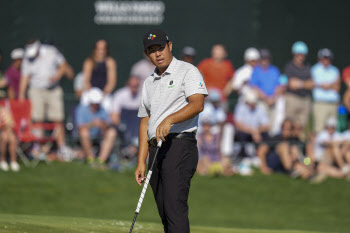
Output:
top-left (156, 117), bottom-right (172, 142)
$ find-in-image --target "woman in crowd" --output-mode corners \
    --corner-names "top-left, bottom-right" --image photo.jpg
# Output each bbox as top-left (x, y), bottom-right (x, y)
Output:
top-left (83, 39), bottom-right (117, 96)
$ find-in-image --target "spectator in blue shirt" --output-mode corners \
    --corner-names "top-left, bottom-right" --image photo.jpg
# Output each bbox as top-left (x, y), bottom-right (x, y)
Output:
top-left (311, 48), bottom-right (340, 133)
top-left (250, 49), bottom-right (284, 135)
top-left (76, 88), bottom-right (117, 165)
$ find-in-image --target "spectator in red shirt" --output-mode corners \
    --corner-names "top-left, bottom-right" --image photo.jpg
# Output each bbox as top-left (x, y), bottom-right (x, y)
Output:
top-left (197, 44), bottom-right (234, 95)
top-left (3, 48), bottom-right (24, 99)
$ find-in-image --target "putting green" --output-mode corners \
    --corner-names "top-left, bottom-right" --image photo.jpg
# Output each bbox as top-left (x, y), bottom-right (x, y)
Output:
top-left (0, 213), bottom-right (325, 233)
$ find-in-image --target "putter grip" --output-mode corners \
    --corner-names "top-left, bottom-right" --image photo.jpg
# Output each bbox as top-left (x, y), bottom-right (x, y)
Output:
top-left (135, 170), bottom-right (152, 213)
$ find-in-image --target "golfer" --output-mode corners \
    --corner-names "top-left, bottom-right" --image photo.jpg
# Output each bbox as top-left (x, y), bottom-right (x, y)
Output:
top-left (135, 29), bottom-right (208, 233)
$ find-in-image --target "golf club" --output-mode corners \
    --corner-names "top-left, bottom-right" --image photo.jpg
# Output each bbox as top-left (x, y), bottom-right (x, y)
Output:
top-left (129, 139), bottom-right (163, 233)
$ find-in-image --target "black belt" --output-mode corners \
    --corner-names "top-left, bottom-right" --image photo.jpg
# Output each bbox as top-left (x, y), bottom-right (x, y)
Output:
top-left (148, 132), bottom-right (196, 147)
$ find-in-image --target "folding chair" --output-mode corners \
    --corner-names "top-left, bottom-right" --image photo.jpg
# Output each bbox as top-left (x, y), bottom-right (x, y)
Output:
top-left (4, 99), bottom-right (57, 167)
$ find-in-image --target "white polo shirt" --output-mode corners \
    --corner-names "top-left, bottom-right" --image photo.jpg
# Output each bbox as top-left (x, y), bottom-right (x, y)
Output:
top-left (138, 57), bottom-right (208, 139)
top-left (21, 44), bottom-right (65, 89)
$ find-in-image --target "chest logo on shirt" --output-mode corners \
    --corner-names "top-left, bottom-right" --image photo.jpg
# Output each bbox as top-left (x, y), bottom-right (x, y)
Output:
top-left (168, 80), bottom-right (175, 89)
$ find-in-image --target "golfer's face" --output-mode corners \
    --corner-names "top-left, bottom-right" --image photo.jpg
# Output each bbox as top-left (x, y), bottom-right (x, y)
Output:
top-left (146, 42), bottom-right (173, 70)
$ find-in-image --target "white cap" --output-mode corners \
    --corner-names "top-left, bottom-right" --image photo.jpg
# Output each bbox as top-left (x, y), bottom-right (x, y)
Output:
top-left (244, 89), bottom-right (258, 104)
top-left (10, 48), bottom-right (24, 60)
top-left (25, 41), bottom-right (41, 58)
top-left (325, 117), bottom-right (337, 127)
top-left (244, 47), bottom-right (260, 61)
top-left (87, 88), bottom-right (103, 104)
top-left (182, 46), bottom-right (196, 56)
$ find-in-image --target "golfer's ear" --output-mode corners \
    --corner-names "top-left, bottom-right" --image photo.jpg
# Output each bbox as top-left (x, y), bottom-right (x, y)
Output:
top-left (168, 41), bottom-right (173, 52)
top-left (144, 50), bottom-right (149, 57)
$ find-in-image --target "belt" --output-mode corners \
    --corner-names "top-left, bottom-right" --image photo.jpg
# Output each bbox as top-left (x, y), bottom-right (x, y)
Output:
top-left (148, 132), bottom-right (196, 147)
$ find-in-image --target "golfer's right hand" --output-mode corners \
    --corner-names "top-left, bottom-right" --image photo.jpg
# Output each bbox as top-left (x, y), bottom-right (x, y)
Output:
top-left (135, 163), bottom-right (146, 186)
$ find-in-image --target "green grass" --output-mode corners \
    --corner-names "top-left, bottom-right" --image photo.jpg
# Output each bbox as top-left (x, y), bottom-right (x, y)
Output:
top-left (0, 162), bottom-right (349, 233)
top-left (0, 213), bottom-right (326, 233)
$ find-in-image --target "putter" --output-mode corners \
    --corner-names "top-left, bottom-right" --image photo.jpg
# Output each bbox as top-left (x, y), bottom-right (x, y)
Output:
top-left (129, 139), bottom-right (163, 233)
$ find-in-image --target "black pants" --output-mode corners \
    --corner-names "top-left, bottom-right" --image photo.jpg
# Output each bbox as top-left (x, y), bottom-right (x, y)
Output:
top-left (148, 137), bottom-right (198, 233)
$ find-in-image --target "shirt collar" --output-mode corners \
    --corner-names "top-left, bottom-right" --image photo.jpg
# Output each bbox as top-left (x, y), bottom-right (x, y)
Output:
top-left (152, 56), bottom-right (177, 80)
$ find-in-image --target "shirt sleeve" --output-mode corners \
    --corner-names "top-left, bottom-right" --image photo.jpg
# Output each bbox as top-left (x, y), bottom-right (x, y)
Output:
top-left (249, 68), bottom-right (259, 87)
top-left (258, 106), bottom-right (269, 126)
top-left (76, 105), bottom-right (87, 126)
top-left (111, 91), bottom-right (122, 114)
top-left (138, 82), bottom-right (150, 118)
top-left (183, 67), bottom-right (208, 98)
top-left (21, 59), bottom-right (31, 77)
top-left (234, 103), bottom-right (244, 123)
top-left (54, 48), bottom-right (66, 66)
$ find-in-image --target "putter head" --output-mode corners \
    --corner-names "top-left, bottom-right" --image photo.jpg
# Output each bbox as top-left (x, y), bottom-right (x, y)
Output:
top-left (157, 140), bottom-right (163, 148)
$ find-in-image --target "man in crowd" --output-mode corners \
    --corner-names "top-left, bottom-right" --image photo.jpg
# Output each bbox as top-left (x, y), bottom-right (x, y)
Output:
top-left (311, 117), bottom-right (349, 174)
top-left (76, 88), bottom-right (117, 166)
top-left (19, 39), bottom-right (73, 156)
top-left (257, 119), bottom-right (311, 178)
top-left (224, 47), bottom-right (260, 99)
top-left (311, 48), bottom-right (340, 133)
top-left (180, 46), bottom-right (196, 65)
top-left (234, 89), bottom-right (269, 157)
top-left (284, 41), bottom-right (314, 131)
top-left (198, 44), bottom-right (234, 95)
top-left (250, 49), bottom-right (283, 135)
top-left (130, 53), bottom-right (155, 88)
top-left (110, 76), bottom-right (141, 140)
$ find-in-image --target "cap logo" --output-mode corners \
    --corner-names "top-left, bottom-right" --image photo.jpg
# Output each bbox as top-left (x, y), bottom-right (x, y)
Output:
top-left (148, 34), bottom-right (156, 40)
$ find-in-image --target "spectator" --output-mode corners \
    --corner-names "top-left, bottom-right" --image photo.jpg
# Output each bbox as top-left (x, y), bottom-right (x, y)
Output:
top-left (2, 48), bottom-right (24, 99)
top-left (130, 53), bottom-right (155, 88)
top-left (257, 119), bottom-right (311, 178)
top-left (19, 39), bottom-right (72, 157)
top-left (197, 117), bottom-right (233, 176)
top-left (234, 89), bottom-right (269, 157)
top-left (224, 47), bottom-right (260, 98)
top-left (311, 117), bottom-right (349, 174)
top-left (284, 41), bottom-right (314, 130)
top-left (181, 46), bottom-right (196, 64)
top-left (0, 105), bottom-right (19, 172)
top-left (250, 49), bottom-right (284, 135)
top-left (76, 88), bottom-right (117, 166)
top-left (198, 44), bottom-right (234, 94)
top-left (311, 48), bottom-right (340, 133)
top-left (305, 117), bottom-right (350, 181)
top-left (110, 76), bottom-right (141, 140)
top-left (199, 88), bottom-right (226, 133)
top-left (83, 39), bottom-right (117, 94)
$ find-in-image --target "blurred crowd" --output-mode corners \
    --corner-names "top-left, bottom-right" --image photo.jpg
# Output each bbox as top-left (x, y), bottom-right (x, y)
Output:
top-left (1, 39), bottom-right (350, 183)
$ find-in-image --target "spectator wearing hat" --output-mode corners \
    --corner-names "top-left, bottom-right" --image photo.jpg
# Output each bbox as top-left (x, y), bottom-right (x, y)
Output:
top-left (19, 39), bottom-right (73, 157)
top-left (234, 89), bottom-right (269, 157)
top-left (309, 117), bottom-right (349, 176)
top-left (224, 47), bottom-right (260, 99)
top-left (198, 44), bottom-right (234, 95)
top-left (250, 49), bottom-right (284, 135)
top-left (181, 46), bottom-right (196, 65)
top-left (284, 41), bottom-right (314, 130)
top-left (311, 48), bottom-right (340, 133)
top-left (76, 88), bottom-right (117, 165)
top-left (1, 48), bottom-right (24, 99)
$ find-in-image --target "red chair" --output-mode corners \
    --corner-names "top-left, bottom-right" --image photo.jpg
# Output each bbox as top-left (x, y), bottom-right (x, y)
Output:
top-left (0, 99), bottom-right (57, 167)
